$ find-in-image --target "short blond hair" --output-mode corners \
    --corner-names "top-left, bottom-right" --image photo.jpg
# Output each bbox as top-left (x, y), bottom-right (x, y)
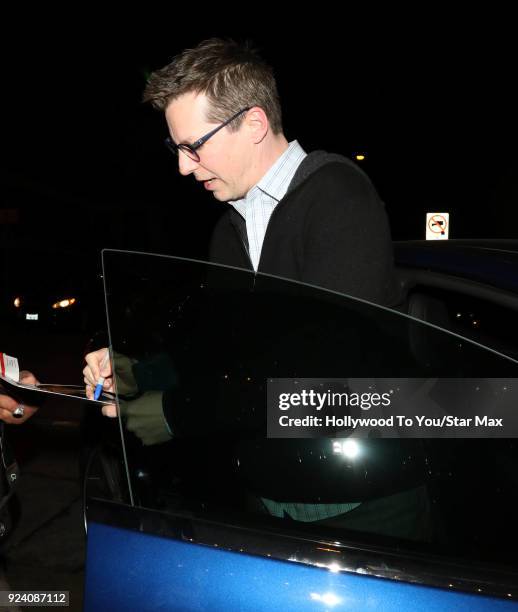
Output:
top-left (143, 38), bottom-right (283, 134)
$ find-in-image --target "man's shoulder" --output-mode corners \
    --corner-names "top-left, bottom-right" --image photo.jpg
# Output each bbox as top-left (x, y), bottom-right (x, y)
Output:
top-left (281, 151), bottom-right (388, 226)
top-left (288, 150), bottom-right (373, 194)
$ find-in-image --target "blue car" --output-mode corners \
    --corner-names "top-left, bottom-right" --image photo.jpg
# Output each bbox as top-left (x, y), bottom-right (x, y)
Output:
top-left (83, 242), bottom-right (518, 611)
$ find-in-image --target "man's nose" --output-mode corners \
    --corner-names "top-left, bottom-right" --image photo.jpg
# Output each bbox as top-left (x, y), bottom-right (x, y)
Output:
top-left (178, 153), bottom-right (199, 176)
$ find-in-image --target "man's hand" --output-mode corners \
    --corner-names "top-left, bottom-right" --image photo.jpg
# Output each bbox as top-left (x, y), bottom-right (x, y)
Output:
top-left (84, 348), bottom-right (139, 418)
top-left (0, 370), bottom-right (40, 424)
top-left (83, 347), bottom-right (113, 397)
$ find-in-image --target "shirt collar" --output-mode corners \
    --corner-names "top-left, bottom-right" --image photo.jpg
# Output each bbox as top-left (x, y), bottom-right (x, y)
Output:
top-left (230, 140), bottom-right (306, 211)
top-left (255, 140), bottom-right (306, 202)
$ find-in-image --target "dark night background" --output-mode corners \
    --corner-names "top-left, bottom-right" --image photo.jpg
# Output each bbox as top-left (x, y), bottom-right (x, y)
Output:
top-left (0, 14), bottom-right (517, 602)
top-left (1, 14), bottom-right (517, 321)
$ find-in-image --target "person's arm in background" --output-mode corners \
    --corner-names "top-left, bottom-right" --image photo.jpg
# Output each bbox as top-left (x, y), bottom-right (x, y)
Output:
top-left (0, 371), bottom-right (40, 424)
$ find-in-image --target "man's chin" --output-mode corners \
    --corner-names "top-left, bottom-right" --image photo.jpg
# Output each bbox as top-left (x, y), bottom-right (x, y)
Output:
top-left (211, 190), bottom-right (227, 202)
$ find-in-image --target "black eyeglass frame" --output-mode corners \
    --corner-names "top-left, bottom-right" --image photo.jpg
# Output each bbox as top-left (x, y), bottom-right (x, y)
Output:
top-left (165, 107), bottom-right (251, 162)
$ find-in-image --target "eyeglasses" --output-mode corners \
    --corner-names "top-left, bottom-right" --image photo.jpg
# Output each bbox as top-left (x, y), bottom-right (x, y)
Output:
top-left (165, 107), bottom-right (251, 163)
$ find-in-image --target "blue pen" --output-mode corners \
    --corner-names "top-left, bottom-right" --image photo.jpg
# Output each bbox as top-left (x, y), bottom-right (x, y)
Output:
top-left (93, 350), bottom-right (110, 401)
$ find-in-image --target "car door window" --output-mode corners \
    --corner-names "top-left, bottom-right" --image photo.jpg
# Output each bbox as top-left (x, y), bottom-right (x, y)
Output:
top-left (99, 250), bottom-right (518, 571)
top-left (407, 285), bottom-right (518, 360)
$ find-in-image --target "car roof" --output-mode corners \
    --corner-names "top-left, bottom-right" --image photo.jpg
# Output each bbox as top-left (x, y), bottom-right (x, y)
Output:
top-left (394, 240), bottom-right (518, 293)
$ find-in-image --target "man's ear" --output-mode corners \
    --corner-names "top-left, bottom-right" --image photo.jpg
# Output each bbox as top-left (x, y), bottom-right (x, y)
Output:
top-left (245, 107), bottom-right (269, 144)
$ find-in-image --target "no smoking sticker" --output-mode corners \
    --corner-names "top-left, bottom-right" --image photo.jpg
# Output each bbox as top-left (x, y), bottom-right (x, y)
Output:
top-left (426, 213), bottom-right (449, 240)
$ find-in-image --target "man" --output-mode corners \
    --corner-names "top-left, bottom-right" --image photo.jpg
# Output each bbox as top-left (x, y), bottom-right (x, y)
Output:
top-left (148, 38), bottom-right (396, 303)
top-left (84, 37), bottom-right (398, 402)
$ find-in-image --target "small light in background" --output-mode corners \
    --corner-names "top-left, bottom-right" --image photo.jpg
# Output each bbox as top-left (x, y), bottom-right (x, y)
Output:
top-left (52, 298), bottom-right (77, 310)
top-left (14, 297), bottom-right (21, 308)
top-left (355, 154), bottom-right (366, 161)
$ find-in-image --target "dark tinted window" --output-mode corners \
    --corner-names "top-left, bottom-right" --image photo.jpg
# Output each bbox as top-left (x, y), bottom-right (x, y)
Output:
top-left (408, 285), bottom-right (518, 360)
top-left (102, 250), bottom-right (518, 567)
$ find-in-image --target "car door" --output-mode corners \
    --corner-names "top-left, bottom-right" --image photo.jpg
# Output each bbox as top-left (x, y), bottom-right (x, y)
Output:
top-left (83, 250), bottom-right (518, 611)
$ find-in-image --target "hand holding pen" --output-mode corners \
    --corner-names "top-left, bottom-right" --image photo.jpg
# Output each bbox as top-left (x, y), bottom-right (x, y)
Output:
top-left (93, 350), bottom-right (111, 400)
top-left (84, 348), bottom-right (113, 402)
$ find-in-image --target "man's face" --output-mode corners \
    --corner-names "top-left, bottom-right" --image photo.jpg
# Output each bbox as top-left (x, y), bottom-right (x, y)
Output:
top-left (165, 92), bottom-right (252, 202)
